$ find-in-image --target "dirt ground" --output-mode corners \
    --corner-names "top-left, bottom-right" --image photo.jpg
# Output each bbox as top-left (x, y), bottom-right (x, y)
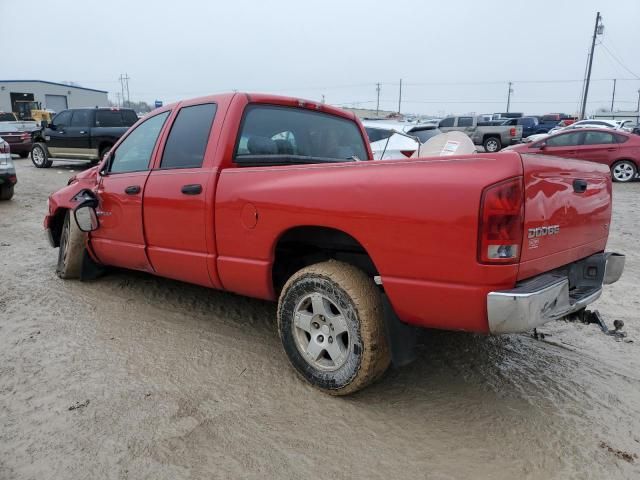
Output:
top-left (1, 157), bottom-right (639, 480)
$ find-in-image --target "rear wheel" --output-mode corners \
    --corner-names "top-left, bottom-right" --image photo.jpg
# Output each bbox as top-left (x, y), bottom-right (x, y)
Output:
top-left (277, 260), bottom-right (390, 395)
top-left (611, 160), bottom-right (637, 183)
top-left (31, 143), bottom-right (52, 168)
top-left (56, 211), bottom-right (86, 279)
top-left (0, 184), bottom-right (14, 200)
top-left (483, 136), bottom-right (502, 152)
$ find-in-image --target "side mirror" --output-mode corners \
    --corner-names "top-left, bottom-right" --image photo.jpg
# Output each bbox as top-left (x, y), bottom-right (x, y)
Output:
top-left (74, 206), bottom-right (99, 232)
top-left (72, 190), bottom-right (100, 232)
top-left (48, 123), bottom-right (56, 130)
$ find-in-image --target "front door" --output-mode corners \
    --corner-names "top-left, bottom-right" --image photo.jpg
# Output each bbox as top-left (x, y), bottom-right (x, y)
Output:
top-left (62, 110), bottom-right (93, 157)
top-left (540, 131), bottom-right (584, 159)
top-left (46, 110), bottom-right (73, 152)
top-left (143, 102), bottom-right (218, 287)
top-left (90, 111), bottom-right (171, 270)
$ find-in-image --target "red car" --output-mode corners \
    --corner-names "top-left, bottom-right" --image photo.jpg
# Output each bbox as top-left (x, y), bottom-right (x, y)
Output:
top-left (508, 128), bottom-right (639, 182)
top-left (43, 93), bottom-right (624, 394)
top-left (0, 124), bottom-right (33, 158)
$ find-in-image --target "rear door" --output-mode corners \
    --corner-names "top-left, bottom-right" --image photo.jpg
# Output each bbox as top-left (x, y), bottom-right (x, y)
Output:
top-left (576, 130), bottom-right (618, 165)
top-left (90, 111), bottom-right (170, 271)
top-left (142, 102), bottom-right (218, 287)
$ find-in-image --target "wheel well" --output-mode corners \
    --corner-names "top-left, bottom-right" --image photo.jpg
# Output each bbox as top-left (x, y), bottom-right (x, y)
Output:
top-left (272, 226), bottom-right (378, 294)
top-left (49, 208), bottom-right (67, 247)
top-left (483, 134), bottom-right (500, 142)
top-left (612, 158), bottom-right (638, 169)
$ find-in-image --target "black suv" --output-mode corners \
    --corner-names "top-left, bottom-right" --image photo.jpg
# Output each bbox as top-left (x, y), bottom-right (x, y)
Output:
top-left (31, 108), bottom-right (138, 168)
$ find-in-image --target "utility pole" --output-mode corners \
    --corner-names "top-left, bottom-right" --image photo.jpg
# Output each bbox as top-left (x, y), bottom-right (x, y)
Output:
top-left (119, 74), bottom-right (125, 108)
top-left (115, 92), bottom-right (121, 107)
top-left (637, 89), bottom-right (640, 124)
top-left (506, 82), bottom-right (513, 113)
top-left (376, 82), bottom-right (381, 117)
top-left (398, 79), bottom-right (402, 115)
top-left (124, 73), bottom-right (130, 108)
top-left (580, 12), bottom-right (604, 119)
top-left (321, 94), bottom-right (325, 104)
top-left (610, 78), bottom-right (617, 112)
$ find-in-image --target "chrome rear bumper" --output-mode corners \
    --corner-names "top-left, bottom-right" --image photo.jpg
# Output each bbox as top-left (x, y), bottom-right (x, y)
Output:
top-left (487, 252), bottom-right (625, 334)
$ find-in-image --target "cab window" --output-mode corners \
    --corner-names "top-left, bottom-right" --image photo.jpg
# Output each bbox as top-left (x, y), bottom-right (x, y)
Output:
top-left (160, 103), bottom-right (217, 169)
top-left (52, 111), bottom-right (72, 128)
top-left (546, 132), bottom-right (582, 147)
top-left (109, 111), bottom-right (170, 174)
top-left (583, 131), bottom-right (615, 145)
top-left (234, 105), bottom-right (367, 165)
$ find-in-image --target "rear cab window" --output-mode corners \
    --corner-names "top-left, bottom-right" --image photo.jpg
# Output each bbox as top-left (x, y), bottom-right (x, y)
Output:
top-left (96, 110), bottom-right (138, 128)
top-left (234, 105), bottom-right (367, 166)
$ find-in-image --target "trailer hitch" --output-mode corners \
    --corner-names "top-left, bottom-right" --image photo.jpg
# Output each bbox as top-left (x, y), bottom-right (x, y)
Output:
top-left (568, 309), bottom-right (629, 340)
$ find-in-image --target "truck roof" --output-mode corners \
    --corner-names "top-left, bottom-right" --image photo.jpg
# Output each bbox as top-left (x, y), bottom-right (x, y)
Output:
top-left (159, 92), bottom-right (359, 122)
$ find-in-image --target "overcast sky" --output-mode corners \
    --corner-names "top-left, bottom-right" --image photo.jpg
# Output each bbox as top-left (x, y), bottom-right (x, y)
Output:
top-left (2, 0), bottom-right (639, 116)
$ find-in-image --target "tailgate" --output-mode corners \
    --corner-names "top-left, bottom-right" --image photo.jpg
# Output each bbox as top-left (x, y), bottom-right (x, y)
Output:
top-left (518, 153), bottom-right (611, 280)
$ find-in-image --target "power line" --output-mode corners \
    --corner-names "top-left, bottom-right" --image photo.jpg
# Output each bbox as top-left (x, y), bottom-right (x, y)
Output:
top-left (598, 40), bottom-right (640, 79)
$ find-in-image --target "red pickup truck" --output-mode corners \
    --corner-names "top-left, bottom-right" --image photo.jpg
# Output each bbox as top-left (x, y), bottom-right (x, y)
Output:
top-left (44, 93), bottom-right (625, 395)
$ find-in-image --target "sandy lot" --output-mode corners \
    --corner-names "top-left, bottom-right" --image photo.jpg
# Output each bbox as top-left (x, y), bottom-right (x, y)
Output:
top-left (1, 157), bottom-right (639, 479)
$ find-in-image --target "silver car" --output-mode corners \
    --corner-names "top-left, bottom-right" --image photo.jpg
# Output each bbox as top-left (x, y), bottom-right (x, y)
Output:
top-left (0, 138), bottom-right (17, 200)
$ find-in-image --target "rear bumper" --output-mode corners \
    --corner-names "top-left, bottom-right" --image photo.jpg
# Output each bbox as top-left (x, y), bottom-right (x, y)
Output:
top-left (487, 252), bottom-right (625, 334)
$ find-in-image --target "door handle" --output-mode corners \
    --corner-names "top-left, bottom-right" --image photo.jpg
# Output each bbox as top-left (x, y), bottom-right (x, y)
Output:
top-left (79, 131), bottom-right (86, 134)
top-left (181, 184), bottom-right (202, 195)
top-left (573, 179), bottom-right (588, 193)
top-left (607, 148), bottom-right (616, 152)
top-left (124, 185), bottom-right (141, 195)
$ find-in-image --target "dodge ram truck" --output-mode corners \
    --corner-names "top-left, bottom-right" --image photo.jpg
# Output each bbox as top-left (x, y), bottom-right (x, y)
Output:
top-left (44, 93), bottom-right (625, 395)
top-left (31, 108), bottom-right (138, 168)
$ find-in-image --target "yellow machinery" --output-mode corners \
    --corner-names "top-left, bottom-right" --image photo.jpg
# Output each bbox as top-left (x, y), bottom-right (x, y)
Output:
top-left (14, 101), bottom-right (53, 123)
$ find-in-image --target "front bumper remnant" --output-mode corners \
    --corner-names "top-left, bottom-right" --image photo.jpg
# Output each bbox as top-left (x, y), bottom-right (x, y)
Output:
top-left (487, 252), bottom-right (625, 334)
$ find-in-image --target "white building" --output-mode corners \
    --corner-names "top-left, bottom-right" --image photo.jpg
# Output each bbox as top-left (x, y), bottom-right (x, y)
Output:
top-left (0, 80), bottom-right (109, 118)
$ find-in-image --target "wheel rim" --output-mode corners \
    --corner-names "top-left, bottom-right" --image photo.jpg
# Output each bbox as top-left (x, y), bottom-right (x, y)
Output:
top-left (292, 293), bottom-right (350, 371)
top-left (613, 162), bottom-right (634, 181)
top-left (486, 140), bottom-right (499, 152)
top-left (32, 147), bottom-right (44, 166)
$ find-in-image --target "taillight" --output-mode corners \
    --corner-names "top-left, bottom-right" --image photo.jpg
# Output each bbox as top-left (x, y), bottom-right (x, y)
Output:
top-left (510, 127), bottom-right (517, 137)
top-left (400, 150), bottom-right (416, 158)
top-left (478, 177), bottom-right (524, 264)
top-left (20, 132), bottom-right (30, 141)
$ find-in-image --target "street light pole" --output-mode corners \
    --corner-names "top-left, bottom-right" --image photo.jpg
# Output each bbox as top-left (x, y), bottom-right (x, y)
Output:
top-left (506, 82), bottom-right (513, 113)
top-left (580, 12), bottom-right (604, 119)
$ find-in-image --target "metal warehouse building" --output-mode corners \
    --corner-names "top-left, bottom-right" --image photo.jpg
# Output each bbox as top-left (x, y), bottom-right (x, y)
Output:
top-left (0, 80), bottom-right (109, 119)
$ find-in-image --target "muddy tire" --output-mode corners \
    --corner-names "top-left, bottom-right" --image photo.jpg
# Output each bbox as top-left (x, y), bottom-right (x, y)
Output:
top-left (0, 184), bottom-right (14, 200)
top-left (277, 260), bottom-right (390, 395)
top-left (31, 143), bottom-right (52, 168)
top-left (483, 136), bottom-right (502, 152)
top-left (611, 160), bottom-right (637, 183)
top-left (56, 211), bottom-right (85, 279)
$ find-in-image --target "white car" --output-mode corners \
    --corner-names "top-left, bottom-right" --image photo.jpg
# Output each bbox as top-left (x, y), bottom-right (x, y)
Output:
top-left (548, 119), bottom-right (631, 135)
top-left (362, 120), bottom-right (442, 160)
